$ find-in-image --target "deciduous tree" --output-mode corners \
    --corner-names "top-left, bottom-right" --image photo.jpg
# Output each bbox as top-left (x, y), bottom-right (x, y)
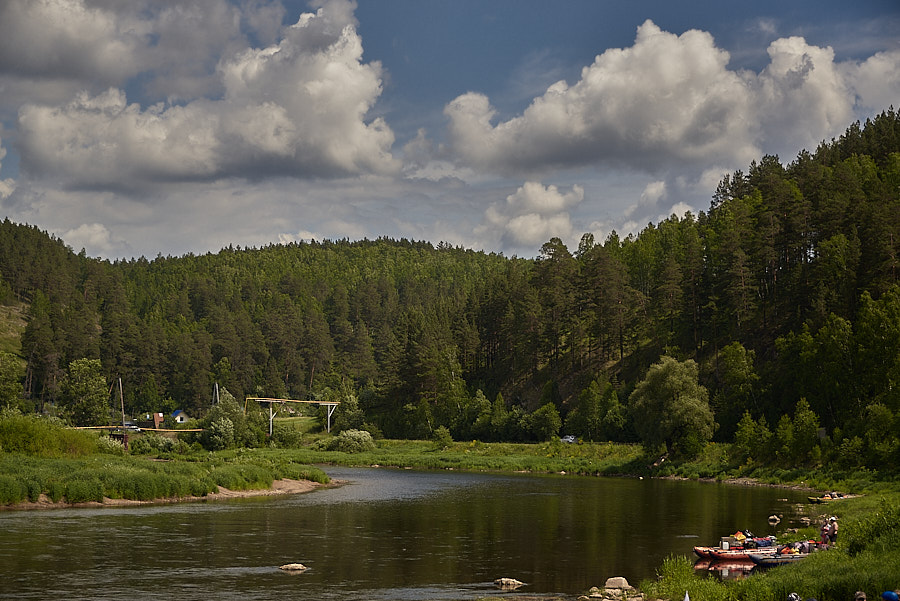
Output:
top-left (59, 358), bottom-right (109, 426)
top-left (628, 356), bottom-right (715, 458)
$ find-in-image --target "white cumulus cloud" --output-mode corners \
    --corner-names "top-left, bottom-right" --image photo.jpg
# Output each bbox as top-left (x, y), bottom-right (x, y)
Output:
top-left (0, 136), bottom-right (14, 199)
top-left (15, 0), bottom-right (399, 189)
top-left (444, 20), bottom-right (900, 180)
top-left (60, 223), bottom-right (121, 254)
top-left (445, 20), bottom-right (756, 177)
top-left (478, 181), bottom-right (584, 251)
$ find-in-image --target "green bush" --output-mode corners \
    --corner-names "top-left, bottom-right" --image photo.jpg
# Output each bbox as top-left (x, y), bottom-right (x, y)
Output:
top-left (641, 554), bottom-right (733, 601)
top-left (0, 474), bottom-right (26, 504)
top-left (65, 479), bottom-right (104, 503)
top-left (271, 422), bottom-right (304, 448)
top-left (24, 479), bottom-right (41, 502)
top-left (432, 426), bottom-right (453, 451)
top-left (129, 433), bottom-right (177, 454)
top-left (205, 416), bottom-right (235, 450)
top-left (47, 481), bottom-right (65, 503)
top-left (842, 497), bottom-right (900, 556)
top-left (324, 429), bottom-right (376, 453)
top-left (210, 464), bottom-right (273, 491)
top-left (97, 435), bottom-right (126, 455)
top-left (0, 409), bottom-right (98, 456)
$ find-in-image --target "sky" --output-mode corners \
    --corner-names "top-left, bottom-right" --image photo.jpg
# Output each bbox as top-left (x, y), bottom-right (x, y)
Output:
top-left (0, 0), bottom-right (898, 260)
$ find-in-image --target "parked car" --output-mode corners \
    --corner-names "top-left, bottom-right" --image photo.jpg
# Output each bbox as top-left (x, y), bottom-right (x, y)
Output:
top-left (560, 435), bottom-right (576, 443)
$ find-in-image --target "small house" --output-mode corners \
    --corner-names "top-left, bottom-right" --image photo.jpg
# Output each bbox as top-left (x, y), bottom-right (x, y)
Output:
top-left (171, 409), bottom-right (190, 424)
top-left (138, 412), bottom-right (165, 429)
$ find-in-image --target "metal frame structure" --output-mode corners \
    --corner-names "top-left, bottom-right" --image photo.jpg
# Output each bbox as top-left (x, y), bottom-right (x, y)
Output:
top-left (244, 397), bottom-right (340, 435)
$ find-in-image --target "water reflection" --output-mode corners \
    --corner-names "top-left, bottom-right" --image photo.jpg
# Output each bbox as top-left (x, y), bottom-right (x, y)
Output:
top-left (0, 467), bottom-right (807, 600)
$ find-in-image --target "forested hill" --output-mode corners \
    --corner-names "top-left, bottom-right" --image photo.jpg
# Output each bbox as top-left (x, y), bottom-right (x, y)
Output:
top-left (1, 109), bottom-right (899, 457)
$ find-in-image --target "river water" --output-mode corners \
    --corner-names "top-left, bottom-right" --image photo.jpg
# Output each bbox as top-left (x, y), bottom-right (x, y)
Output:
top-left (0, 467), bottom-right (808, 600)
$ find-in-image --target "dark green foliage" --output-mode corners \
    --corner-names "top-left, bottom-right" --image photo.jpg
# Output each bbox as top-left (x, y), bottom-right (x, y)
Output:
top-left (628, 356), bottom-right (716, 458)
top-left (318, 429), bottom-right (377, 453)
top-left (129, 433), bottom-right (180, 455)
top-left (271, 422), bottom-right (304, 448)
top-left (0, 351), bottom-right (24, 410)
top-left (0, 110), bottom-right (898, 471)
top-left (64, 479), bottom-right (104, 503)
top-left (565, 378), bottom-right (625, 442)
top-left (0, 409), bottom-right (98, 456)
top-left (431, 425), bottom-right (453, 450)
top-left (196, 388), bottom-right (265, 450)
top-left (59, 359), bottom-right (109, 426)
top-left (842, 497), bottom-right (900, 557)
top-left (210, 463), bottom-right (272, 491)
top-left (0, 474), bottom-right (27, 504)
top-left (528, 403), bottom-right (562, 441)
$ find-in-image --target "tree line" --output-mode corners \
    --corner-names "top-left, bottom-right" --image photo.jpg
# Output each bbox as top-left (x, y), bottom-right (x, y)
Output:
top-left (0, 108), bottom-right (898, 469)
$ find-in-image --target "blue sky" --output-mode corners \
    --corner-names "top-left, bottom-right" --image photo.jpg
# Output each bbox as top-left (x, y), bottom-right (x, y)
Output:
top-left (0, 0), bottom-right (898, 259)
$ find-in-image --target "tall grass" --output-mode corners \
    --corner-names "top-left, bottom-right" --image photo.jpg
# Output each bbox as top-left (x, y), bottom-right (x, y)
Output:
top-left (641, 555), bottom-right (734, 601)
top-left (282, 438), bottom-right (645, 475)
top-left (0, 410), bottom-right (98, 456)
top-left (0, 450), bottom-right (329, 506)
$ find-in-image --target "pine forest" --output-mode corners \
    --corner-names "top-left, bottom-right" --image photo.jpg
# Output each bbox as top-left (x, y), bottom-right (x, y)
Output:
top-left (1, 108), bottom-right (899, 472)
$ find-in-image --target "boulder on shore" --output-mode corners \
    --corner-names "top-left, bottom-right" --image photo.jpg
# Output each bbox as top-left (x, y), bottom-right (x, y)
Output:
top-left (605, 576), bottom-right (633, 590)
top-left (579, 577), bottom-right (644, 600)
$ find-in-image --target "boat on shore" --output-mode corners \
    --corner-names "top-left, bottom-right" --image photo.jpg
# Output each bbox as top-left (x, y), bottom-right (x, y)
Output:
top-left (708, 546), bottom-right (777, 561)
top-left (693, 558), bottom-right (756, 579)
top-left (749, 552), bottom-right (809, 566)
top-left (693, 534), bottom-right (777, 560)
top-left (808, 492), bottom-right (845, 504)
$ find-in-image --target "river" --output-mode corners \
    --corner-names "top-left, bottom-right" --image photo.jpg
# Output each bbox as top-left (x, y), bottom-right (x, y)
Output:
top-left (0, 467), bottom-right (808, 600)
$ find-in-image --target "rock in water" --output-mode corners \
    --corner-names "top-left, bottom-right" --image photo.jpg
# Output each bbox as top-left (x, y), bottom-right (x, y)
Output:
top-left (494, 577), bottom-right (525, 589)
top-left (279, 563), bottom-right (308, 571)
top-left (604, 577), bottom-right (631, 590)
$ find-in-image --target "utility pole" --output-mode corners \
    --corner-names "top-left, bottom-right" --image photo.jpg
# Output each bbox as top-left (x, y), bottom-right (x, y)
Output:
top-left (118, 377), bottom-right (128, 450)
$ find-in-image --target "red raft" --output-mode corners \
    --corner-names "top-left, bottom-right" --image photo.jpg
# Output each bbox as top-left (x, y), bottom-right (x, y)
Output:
top-left (708, 546), bottom-right (777, 561)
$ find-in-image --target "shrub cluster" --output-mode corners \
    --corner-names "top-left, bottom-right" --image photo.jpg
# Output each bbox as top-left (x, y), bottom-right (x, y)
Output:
top-left (315, 429), bottom-right (376, 453)
top-left (129, 433), bottom-right (183, 455)
top-left (0, 408), bottom-right (98, 456)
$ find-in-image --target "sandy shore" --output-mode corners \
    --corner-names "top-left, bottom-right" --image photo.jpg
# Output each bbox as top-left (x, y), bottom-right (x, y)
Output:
top-left (2, 478), bottom-right (336, 511)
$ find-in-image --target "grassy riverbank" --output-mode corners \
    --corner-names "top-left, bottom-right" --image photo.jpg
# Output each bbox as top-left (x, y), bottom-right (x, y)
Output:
top-left (3, 410), bottom-right (899, 600)
top-left (281, 438), bottom-right (900, 601)
top-left (0, 450), bottom-right (330, 506)
top-left (0, 411), bottom-right (330, 506)
top-left (642, 491), bottom-right (900, 601)
top-left (289, 437), bottom-right (648, 475)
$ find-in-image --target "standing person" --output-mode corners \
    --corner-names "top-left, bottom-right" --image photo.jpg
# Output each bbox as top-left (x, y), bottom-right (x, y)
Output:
top-left (828, 516), bottom-right (839, 543)
top-left (820, 521), bottom-right (830, 545)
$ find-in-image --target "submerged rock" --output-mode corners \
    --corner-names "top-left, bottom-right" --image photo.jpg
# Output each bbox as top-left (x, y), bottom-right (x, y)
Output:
top-left (279, 563), bottom-right (308, 571)
top-left (494, 577), bottom-right (525, 589)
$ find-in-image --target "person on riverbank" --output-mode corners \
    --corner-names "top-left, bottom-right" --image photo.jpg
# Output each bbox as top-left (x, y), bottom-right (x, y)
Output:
top-left (828, 516), bottom-right (839, 543)
top-left (820, 520), bottom-right (830, 544)
top-left (854, 592), bottom-right (866, 601)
